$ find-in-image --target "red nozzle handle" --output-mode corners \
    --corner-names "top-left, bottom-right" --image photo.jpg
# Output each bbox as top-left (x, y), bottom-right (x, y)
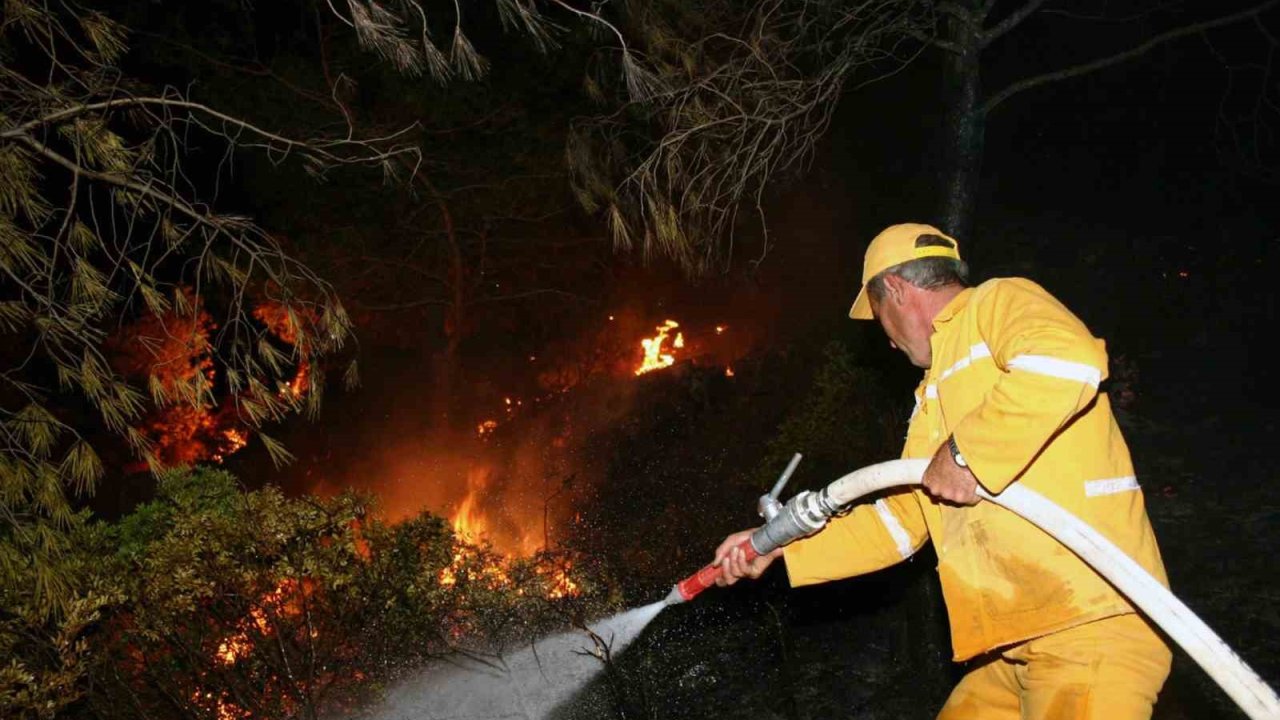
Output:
top-left (674, 538), bottom-right (758, 602)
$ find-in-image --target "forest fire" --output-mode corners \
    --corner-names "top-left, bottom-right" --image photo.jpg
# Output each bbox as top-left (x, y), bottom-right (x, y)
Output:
top-left (188, 308), bottom-right (749, 703)
top-left (635, 319), bottom-right (685, 375)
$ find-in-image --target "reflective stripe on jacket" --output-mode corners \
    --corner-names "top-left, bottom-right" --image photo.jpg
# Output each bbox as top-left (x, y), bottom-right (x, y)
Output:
top-left (783, 278), bottom-right (1167, 660)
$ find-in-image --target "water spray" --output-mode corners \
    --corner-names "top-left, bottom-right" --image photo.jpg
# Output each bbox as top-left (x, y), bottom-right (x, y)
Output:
top-left (668, 456), bottom-right (1280, 720)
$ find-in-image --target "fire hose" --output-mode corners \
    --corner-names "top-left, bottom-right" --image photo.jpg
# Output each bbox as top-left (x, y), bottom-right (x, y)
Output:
top-left (668, 456), bottom-right (1280, 720)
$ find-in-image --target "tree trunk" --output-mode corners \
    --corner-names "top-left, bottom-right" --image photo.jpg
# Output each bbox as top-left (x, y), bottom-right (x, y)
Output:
top-left (428, 190), bottom-right (466, 431)
top-left (939, 12), bottom-right (985, 246)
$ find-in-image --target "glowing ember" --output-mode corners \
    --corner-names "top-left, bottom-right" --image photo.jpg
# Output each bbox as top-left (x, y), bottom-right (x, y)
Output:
top-left (715, 325), bottom-right (726, 334)
top-left (725, 367), bottom-right (735, 377)
top-left (224, 428), bottom-right (249, 450)
top-left (439, 561), bottom-right (458, 588)
top-left (215, 428), bottom-right (249, 462)
top-left (191, 690), bottom-right (249, 720)
top-left (543, 561), bottom-right (581, 599)
top-left (476, 419), bottom-right (498, 438)
top-left (215, 635), bottom-right (251, 666)
top-left (635, 320), bottom-right (682, 375)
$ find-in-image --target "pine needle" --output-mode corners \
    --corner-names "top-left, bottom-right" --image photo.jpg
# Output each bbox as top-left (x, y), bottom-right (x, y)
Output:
top-left (342, 359), bottom-right (361, 391)
top-left (450, 27), bottom-right (489, 81)
top-left (418, 26), bottom-right (452, 83)
top-left (0, 301), bottom-right (30, 333)
top-left (348, 0), bottom-right (424, 75)
top-left (608, 204), bottom-right (632, 251)
top-left (257, 433), bottom-right (296, 469)
top-left (623, 53), bottom-right (667, 102)
top-left (60, 441), bottom-right (103, 497)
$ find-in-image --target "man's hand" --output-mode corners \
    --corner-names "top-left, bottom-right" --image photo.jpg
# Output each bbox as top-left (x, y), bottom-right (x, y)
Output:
top-left (922, 440), bottom-right (981, 505)
top-left (713, 529), bottom-right (784, 586)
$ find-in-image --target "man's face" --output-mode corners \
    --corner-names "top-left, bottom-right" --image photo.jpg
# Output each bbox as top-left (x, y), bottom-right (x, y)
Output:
top-left (870, 281), bottom-right (933, 369)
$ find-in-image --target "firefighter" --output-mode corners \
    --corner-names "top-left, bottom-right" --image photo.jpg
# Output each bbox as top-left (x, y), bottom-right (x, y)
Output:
top-left (715, 223), bottom-right (1171, 719)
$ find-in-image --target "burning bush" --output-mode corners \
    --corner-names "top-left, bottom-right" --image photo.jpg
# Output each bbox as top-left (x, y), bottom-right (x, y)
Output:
top-left (77, 467), bottom-right (614, 720)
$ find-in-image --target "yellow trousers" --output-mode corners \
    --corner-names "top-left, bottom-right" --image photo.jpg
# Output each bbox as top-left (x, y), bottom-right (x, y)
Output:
top-left (936, 614), bottom-right (1172, 720)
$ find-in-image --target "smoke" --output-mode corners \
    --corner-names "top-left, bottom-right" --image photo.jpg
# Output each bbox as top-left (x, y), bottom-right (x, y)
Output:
top-left (297, 359), bottom-right (646, 556)
top-left (282, 295), bottom-right (758, 557)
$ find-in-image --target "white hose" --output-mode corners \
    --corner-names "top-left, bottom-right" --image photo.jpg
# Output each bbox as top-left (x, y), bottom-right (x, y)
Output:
top-left (823, 458), bottom-right (1280, 720)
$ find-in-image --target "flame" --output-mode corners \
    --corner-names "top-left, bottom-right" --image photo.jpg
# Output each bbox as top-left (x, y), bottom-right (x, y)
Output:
top-left (440, 469), bottom-right (506, 588)
top-left (105, 294), bottom-right (317, 472)
top-left (212, 428), bottom-right (250, 463)
top-left (278, 360), bottom-right (310, 400)
top-left (253, 302), bottom-right (312, 403)
top-left (543, 561), bottom-right (580, 599)
top-left (635, 320), bottom-right (682, 375)
top-left (451, 479), bottom-right (487, 543)
top-left (436, 468), bottom-right (579, 598)
top-left (215, 635), bottom-right (252, 666)
top-left (214, 579), bottom-right (311, 667)
top-left (252, 303), bottom-right (306, 345)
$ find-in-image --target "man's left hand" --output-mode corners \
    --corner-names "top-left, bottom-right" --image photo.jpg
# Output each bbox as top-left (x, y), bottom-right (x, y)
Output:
top-left (922, 441), bottom-right (981, 505)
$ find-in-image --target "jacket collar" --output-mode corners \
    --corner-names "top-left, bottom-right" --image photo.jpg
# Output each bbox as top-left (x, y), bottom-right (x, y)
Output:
top-left (931, 286), bottom-right (974, 332)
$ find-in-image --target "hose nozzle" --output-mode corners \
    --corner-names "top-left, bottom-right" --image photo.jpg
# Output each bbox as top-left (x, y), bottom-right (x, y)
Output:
top-left (670, 473), bottom-right (844, 604)
top-left (663, 585), bottom-right (686, 606)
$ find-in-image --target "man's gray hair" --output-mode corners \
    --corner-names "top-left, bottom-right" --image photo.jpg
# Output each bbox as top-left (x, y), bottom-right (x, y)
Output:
top-left (866, 256), bottom-right (971, 303)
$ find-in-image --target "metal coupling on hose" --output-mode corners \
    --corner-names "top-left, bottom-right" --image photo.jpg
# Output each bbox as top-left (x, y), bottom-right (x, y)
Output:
top-left (749, 487), bottom-right (839, 555)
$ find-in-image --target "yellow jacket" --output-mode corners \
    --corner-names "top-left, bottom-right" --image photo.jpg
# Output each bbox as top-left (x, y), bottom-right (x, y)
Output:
top-left (783, 278), bottom-right (1167, 660)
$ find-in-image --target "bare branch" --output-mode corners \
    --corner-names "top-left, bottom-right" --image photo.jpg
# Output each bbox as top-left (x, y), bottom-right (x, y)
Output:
top-left (981, 0), bottom-right (1052, 47)
top-left (983, 0), bottom-right (1280, 114)
top-left (572, 0), bottom-right (934, 273)
top-left (910, 29), bottom-right (964, 55)
top-left (2, 95), bottom-right (422, 168)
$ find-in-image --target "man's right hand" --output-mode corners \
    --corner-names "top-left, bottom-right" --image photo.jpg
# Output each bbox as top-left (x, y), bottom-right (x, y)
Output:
top-left (713, 528), bottom-right (784, 586)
